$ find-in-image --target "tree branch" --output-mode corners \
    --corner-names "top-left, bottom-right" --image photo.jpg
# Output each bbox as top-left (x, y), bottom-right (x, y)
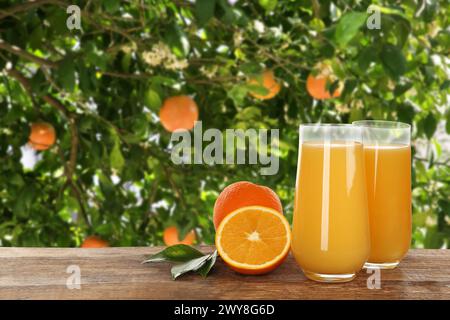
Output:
top-left (4, 67), bottom-right (32, 93)
top-left (139, 179), bottom-right (159, 233)
top-left (5, 67), bottom-right (85, 226)
top-left (311, 0), bottom-right (321, 18)
top-left (0, 0), bottom-right (66, 20)
top-left (163, 166), bottom-right (187, 210)
top-left (0, 40), bottom-right (58, 68)
top-left (101, 70), bottom-right (150, 80)
top-left (6, 67), bottom-right (79, 175)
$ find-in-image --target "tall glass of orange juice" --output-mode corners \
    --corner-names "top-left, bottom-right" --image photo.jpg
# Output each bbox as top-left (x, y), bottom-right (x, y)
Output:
top-left (353, 120), bottom-right (411, 269)
top-left (292, 124), bottom-right (370, 282)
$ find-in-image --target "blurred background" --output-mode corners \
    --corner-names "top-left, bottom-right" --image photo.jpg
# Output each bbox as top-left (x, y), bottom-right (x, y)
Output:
top-left (0, 0), bottom-right (448, 248)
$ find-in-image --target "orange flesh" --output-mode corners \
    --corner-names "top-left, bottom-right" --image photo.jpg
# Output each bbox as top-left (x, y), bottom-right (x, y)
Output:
top-left (217, 207), bottom-right (290, 267)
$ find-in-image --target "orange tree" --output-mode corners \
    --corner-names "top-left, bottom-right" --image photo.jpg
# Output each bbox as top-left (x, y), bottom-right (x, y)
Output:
top-left (0, 0), bottom-right (448, 247)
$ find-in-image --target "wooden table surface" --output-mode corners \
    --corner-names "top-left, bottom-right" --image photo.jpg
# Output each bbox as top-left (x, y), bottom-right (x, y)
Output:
top-left (0, 247), bottom-right (449, 300)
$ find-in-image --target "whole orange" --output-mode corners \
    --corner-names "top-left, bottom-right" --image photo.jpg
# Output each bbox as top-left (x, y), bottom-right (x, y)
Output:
top-left (81, 236), bottom-right (109, 248)
top-left (29, 122), bottom-right (56, 151)
top-left (248, 70), bottom-right (281, 100)
top-left (306, 64), bottom-right (343, 100)
top-left (163, 226), bottom-right (196, 246)
top-left (213, 181), bottom-right (283, 229)
top-left (159, 95), bottom-right (199, 132)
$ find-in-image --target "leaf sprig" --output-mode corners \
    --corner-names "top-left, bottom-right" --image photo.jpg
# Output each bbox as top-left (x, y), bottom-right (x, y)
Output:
top-left (142, 245), bottom-right (218, 280)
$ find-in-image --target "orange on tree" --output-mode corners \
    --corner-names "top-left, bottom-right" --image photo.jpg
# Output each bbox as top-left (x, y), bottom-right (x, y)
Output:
top-left (163, 226), bottom-right (196, 246)
top-left (213, 181), bottom-right (283, 229)
top-left (306, 64), bottom-right (343, 100)
top-left (215, 206), bottom-right (291, 275)
top-left (81, 236), bottom-right (109, 248)
top-left (248, 70), bottom-right (281, 100)
top-left (159, 95), bottom-right (199, 132)
top-left (28, 122), bottom-right (56, 151)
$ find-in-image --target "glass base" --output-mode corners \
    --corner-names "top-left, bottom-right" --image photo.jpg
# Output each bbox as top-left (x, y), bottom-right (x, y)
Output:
top-left (364, 261), bottom-right (400, 269)
top-left (303, 270), bottom-right (356, 283)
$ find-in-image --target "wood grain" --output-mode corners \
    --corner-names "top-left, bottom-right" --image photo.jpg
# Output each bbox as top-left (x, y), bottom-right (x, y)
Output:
top-left (0, 247), bottom-right (448, 300)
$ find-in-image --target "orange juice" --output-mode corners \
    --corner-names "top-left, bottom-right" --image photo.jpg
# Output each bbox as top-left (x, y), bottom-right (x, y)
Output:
top-left (291, 141), bottom-right (370, 281)
top-left (363, 144), bottom-right (411, 267)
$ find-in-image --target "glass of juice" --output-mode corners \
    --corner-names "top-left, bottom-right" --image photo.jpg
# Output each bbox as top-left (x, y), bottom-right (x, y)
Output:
top-left (353, 120), bottom-right (411, 269)
top-left (291, 124), bottom-right (370, 282)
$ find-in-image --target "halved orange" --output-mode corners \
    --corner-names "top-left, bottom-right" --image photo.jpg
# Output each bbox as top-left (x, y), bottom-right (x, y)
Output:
top-left (215, 206), bottom-right (291, 275)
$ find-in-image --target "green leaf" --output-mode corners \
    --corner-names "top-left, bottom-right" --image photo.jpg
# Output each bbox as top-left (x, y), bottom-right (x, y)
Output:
top-left (380, 44), bottom-right (407, 79)
top-left (197, 250), bottom-right (218, 277)
top-left (195, 0), bottom-right (216, 25)
top-left (349, 107), bottom-right (363, 123)
top-left (143, 246), bottom-right (218, 279)
top-left (142, 244), bottom-right (205, 263)
top-left (13, 185), bottom-right (36, 218)
top-left (422, 0), bottom-right (438, 23)
top-left (47, 8), bottom-right (68, 36)
top-left (10, 174), bottom-right (24, 187)
top-left (413, 212), bottom-right (427, 227)
top-left (144, 89), bottom-right (162, 111)
top-left (78, 65), bottom-right (94, 93)
top-left (394, 82), bottom-right (413, 97)
top-left (220, 3), bottom-right (246, 25)
top-left (357, 46), bottom-right (377, 71)
top-left (171, 254), bottom-right (211, 280)
top-left (29, 69), bottom-right (48, 96)
top-left (151, 75), bottom-right (177, 86)
top-left (246, 84), bottom-right (270, 96)
top-left (29, 27), bottom-right (44, 49)
top-left (327, 80), bottom-right (340, 96)
top-left (368, 5), bottom-right (409, 21)
top-left (424, 228), bottom-right (445, 249)
top-left (110, 140), bottom-right (125, 172)
top-left (441, 79), bottom-right (450, 91)
top-left (446, 109), bottom-right (450, 134)
top-left (121, 53), bottom-right (131, 72)
top-left (341, 79), bottom-right (357, 99)
top-left (335, 12), bottom-right (367, 47)
top-left (131, 113), bottom-right (149, 139)
top-left (240, 62), bottom-right (263, 75)
top-left (423, 113), bottom-right (437, 139)
top-left (177, 222), bottom-right (195, 241)
top-left (393, 19), bottom-right (411, 48)
top-left (228, 85), bottom-right (248, 106)
top-left (259, 0), bottom-right (278, 12)
top-left (57, 58), bottom-right (76, 92)
top-left (236, 106), bottom-right (262, 121)
top-left (396, 103), bottom-right (415, 124)
top-left (103, 0), bottom-right (120, 13)
top-left (166, 25), bottom-right (190, 57)
top-left (438, 200), bottom-right (450, 219)
top-left (414, 159), bottom-right (427, 181)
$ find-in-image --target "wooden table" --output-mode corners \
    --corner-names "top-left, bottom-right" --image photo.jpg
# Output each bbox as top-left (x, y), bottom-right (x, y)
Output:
top-left (0, 247), bottom-right (448, 300)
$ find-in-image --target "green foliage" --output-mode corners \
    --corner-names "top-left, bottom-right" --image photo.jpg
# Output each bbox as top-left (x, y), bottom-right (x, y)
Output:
top-left (143, 244), bottom-right (205, 263)
top-left (0, 0), bottom-right (449, 248)
top-left (143, 244), bottom-right (218, 279)
top-left (335, 12), bottom-right (368, 47)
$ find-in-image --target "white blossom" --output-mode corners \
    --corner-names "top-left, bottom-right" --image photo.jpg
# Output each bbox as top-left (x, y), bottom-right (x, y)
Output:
top-left (142, 42), bottom-right (188, 70)
top-left (254, 20), bottom-right (265, 33)
top-left (200, 65), bottom-right (218, 79)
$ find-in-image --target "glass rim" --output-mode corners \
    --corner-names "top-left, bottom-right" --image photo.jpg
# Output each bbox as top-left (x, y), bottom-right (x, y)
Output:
top-left (299, 123), bottom-right (357, 129)
top-left (352, 120), bottom-right (410, 129)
